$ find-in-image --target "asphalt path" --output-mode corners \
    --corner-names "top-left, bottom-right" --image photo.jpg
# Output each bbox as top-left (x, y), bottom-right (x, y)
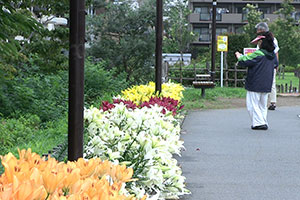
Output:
top-left (178, 106), bottom-right (300, 200)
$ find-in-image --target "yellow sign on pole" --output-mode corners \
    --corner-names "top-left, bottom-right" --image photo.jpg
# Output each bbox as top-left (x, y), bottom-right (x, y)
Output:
top-left (217, 36), bottom-right (228, 52)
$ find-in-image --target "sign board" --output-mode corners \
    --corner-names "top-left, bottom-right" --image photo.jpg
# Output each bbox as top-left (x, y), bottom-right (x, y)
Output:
top-left (243, 48), bottom-right (257, 55)
top-left (217, 36), bottom-right (228, 52)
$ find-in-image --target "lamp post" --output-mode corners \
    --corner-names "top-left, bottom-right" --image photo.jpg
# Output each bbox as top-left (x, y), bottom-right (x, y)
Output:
top-left (211, 0), bottom-right (217, 82)
top-left (68, 0), bottom-right (85, 161)
top-left (155, 0), bottom-right (163, 93)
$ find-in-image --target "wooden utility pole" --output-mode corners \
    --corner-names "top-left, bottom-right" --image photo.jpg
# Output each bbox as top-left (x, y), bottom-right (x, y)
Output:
top-left (155, 0), bottom-right (163, 93)
top-left (68, 0), bottom-right (85, 161)
top-left (211, 0), bottom-right (217, 82)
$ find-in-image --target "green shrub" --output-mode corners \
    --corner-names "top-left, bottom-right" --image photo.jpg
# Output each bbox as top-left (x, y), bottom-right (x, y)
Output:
top-left (224, 33), bottom-right (251, 87)
top-left (283, 65), bottom-right (300, 73)
top-left (0, 72), bottom-right (68, 122)
top-left (0, 114), bottom-right (67, 156)
top-left (85, 60), bottom-right (129, 106)
top-left (227, 33), bottom-right (251, 67)
top-left (0, 114), bottom-right (41, 155)
top-left (0, 59), bottom-right (132, 121)
top-left (0, 115), bottom-right (68, 174)
top-left (190, 46), bottom-right (210, 61)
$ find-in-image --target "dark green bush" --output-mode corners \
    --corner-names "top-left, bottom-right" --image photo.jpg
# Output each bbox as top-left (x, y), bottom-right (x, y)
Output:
top-left (85, 60), bottom-right (130, 106)
top-left (0, 71), bottom-right (68, 122)
top-left (0, 114), bottom-right (40, 155)
top-left (190, 46), bottom-right (210, 61)
top-left (0, 114), bottom-right (67, 155)
top-left (223, 33), bottom-right (251, 87)
top-left (227, 33), bottom-right (251, 68)
top-left (283, 65), bottom-right (300, 73)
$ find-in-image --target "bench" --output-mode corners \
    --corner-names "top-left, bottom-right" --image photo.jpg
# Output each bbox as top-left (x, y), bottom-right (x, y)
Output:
top-left (193, 74), bottom-right (215, 97)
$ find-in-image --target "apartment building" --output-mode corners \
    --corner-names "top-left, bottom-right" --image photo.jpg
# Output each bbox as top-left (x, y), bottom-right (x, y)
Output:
top-left (189, 0), bottom-right (300, 46)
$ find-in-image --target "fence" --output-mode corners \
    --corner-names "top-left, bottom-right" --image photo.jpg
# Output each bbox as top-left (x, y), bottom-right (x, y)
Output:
top-left (165, 61), bottom-right (247, 87)
top-left (276, 82), bottom-right (299, 93)
top-left (276, 68), bottom-right (300, 93)
top-left (165, 61), bottom-right (300, 93)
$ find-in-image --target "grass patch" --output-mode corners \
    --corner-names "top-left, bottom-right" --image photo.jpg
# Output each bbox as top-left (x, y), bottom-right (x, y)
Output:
top-left (4, 119), bottom-right (67, 157)
top-left (0, 116), bottom-right (68, 174)
top-left (182, 86), bottom-right (246, 110)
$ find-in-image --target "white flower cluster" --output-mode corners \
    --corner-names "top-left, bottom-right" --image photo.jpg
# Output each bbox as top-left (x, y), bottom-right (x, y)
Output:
top-left (84, 103), bottom-right (189, 199)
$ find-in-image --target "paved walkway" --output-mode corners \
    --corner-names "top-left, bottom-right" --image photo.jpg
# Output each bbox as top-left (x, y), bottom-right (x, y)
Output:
top-left (178, 106), bottom-right (300, 200)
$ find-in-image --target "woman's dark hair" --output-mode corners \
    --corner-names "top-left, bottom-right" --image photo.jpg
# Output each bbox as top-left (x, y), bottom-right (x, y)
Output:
top-left (260, 32), bottom-right (275, 52)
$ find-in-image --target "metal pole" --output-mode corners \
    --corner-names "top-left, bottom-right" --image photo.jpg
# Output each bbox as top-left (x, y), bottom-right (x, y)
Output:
top-left (68, 0), bottom-right (85, 161)
top-left (211, 0), bottom-right (217, 82)
top-left (221, 51), bottom-right (223, 87)
top-left (155, 0), bottom-right (163, 93)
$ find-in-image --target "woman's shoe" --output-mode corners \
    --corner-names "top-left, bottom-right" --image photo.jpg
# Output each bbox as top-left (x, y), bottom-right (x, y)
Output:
top-left (268, 104), bottom-right (276, 110)
top-left (251, 124), bottom-right (268, 130)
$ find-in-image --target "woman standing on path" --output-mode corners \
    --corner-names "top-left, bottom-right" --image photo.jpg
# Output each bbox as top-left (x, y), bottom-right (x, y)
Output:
top-left (235, 32), bottom-right (278, 130)
top-left (255, 22), bottom-right (280, 111)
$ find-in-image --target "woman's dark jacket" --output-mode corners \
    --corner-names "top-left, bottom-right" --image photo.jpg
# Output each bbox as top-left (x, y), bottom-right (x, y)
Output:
top-left (238, 49), bottom-right (278, 93)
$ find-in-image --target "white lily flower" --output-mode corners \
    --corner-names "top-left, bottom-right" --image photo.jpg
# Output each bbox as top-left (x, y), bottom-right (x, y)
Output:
top-left (84, 101), bottom-right (189, 199)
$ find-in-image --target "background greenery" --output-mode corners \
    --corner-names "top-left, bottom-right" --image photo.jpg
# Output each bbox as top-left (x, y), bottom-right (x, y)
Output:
top-left (1, 0), bottom-right (300, 164)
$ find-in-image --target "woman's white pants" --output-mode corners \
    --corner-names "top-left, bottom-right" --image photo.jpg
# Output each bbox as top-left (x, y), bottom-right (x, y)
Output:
top-left (269, 69), bottom-right (277, 103)
top-left (246, 91), bottom-right (269, 127)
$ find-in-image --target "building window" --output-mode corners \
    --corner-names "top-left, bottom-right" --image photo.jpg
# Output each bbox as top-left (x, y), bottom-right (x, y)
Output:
top-left (216, 8), bottom-right (229, 21)
top-left (193, 27), bottom-right (210, 42)
top-left (258, 7), bottom-right (270, 14)
top-left (200, 13), bottom-right (211, 21)
top-left (236, 6), bottom-right (244, 14)
top-left (242, 8), bottom-right (248, 21)
top-left (216, 28), bottom-right (228, 36)
top-left (292, 11), bottom-right (300, 21)
top-left (194, 7), bottom-right (209, 14)
top-left (235, 26), bottom-right (244, 34)
top-left (194, 7), bottom-right (212, 21)
top-left (194, 7), bottom-right (211, 20)
top-left (194, 6), bottom-right (228, 21)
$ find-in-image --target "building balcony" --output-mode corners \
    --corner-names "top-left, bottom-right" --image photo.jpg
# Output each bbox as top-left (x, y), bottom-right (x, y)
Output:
top-left (189, 12), bottom-right (281, 24)
top-left (199, 34), bottom-right (211, 42)
top-left (189, 13), bottom-right (201, 23)
top-left (264, 14), bottom-right (279, 21)
top-left (221, 13), bottom-right (244, 23)
top-left (190, 13), bottom-right (248, 24)
top-left (189, 13), bottom-right (221, 23)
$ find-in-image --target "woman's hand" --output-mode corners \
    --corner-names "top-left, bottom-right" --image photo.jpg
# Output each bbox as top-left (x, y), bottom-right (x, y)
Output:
top-left (235, 51), bottom-right (242, 59)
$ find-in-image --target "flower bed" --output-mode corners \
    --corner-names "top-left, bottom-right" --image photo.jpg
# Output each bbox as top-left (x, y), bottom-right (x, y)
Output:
top-left (84, 82), bottom-right (189, 199)
top-left (0, 149), bottom-right (142, 200)
top-left (0, 81), bottom-right (188, 200)
top-left (121, 81), bottom-right (184, 104)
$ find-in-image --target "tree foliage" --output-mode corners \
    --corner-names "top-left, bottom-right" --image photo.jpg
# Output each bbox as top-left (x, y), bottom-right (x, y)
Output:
top-left (0, 0), bottom-right (71, 78)
top-left (270, 0), bottom-right (300, 67)
top-left (87, 0), bottom-right (156, 83)
top-left (243, 4), bottom-right (264, 40)
top-left (227, 33), bottom-right (250, 67)
top-left (163, 0), bottom-right (195, 53)
top-left (0, 1), bottom-right (41, 57)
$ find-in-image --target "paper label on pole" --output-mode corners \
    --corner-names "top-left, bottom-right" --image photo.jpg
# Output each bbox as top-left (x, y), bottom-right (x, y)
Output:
top-left (217, 36), bottom-right (228, 52)
top-left (243, 48), bottom-right (257, 55)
